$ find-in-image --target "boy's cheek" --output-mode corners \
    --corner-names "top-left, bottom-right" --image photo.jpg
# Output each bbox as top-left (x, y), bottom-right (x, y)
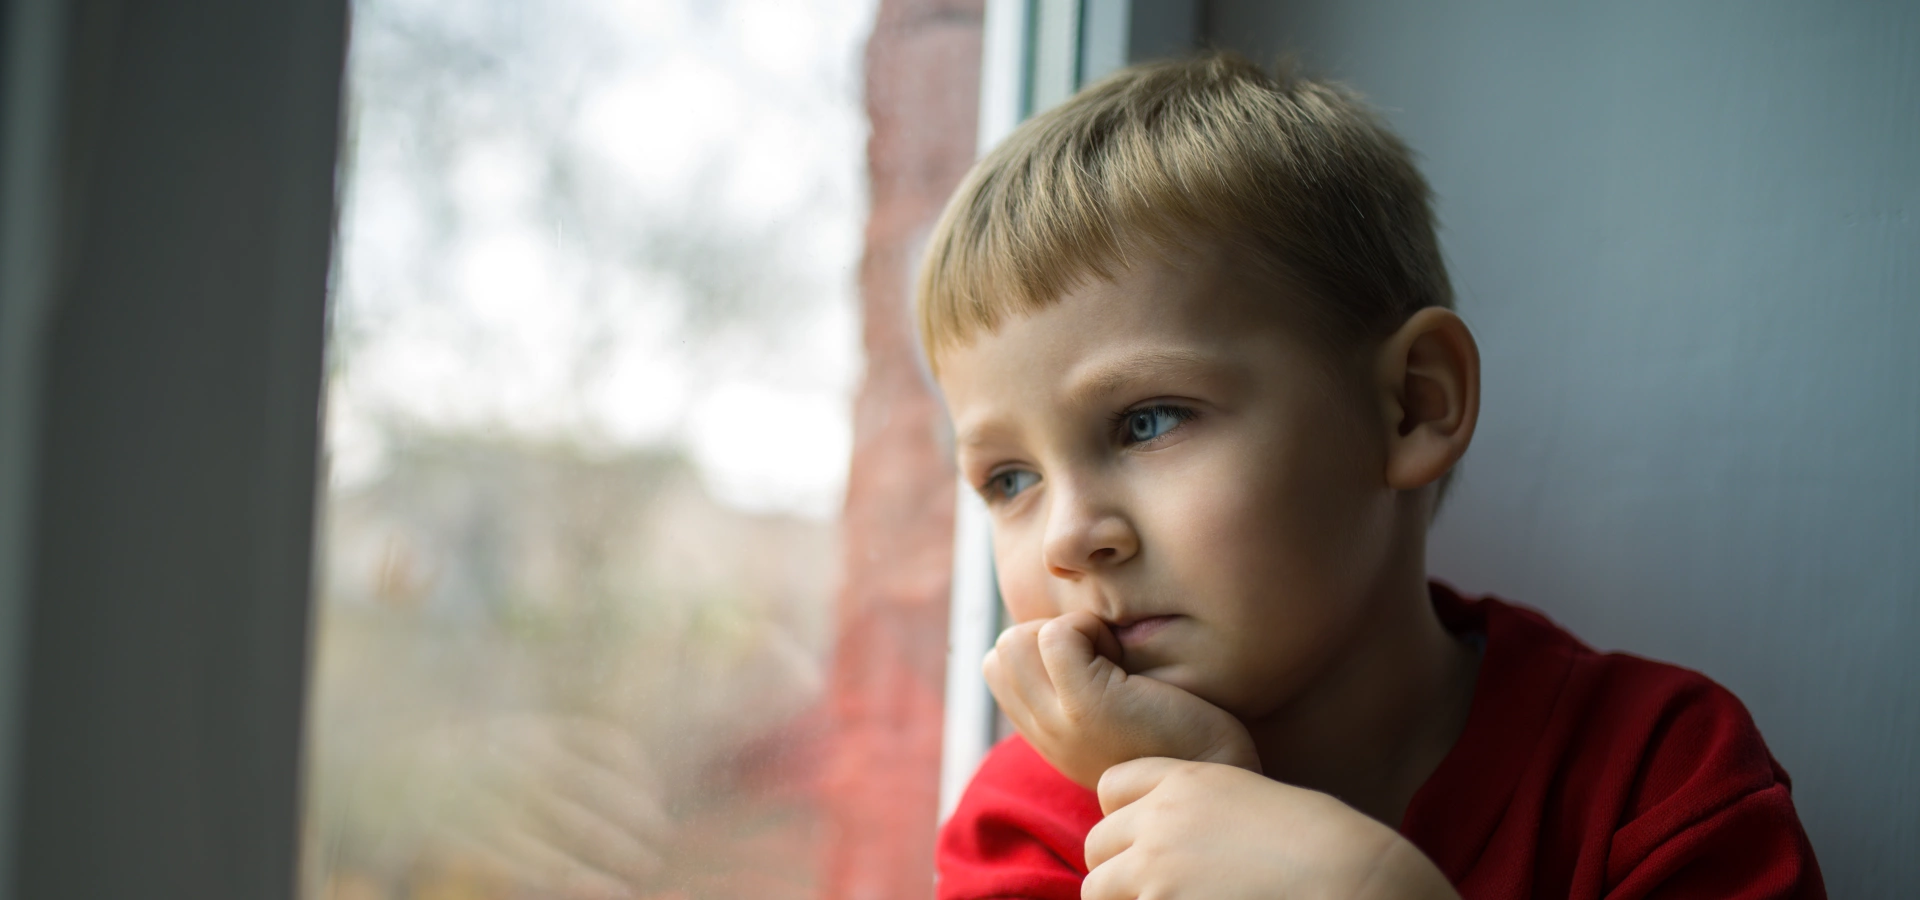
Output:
top-left (993, 548), bottom-right (1058, 624)
top-left (997, 576), bottom-right (1056, 625)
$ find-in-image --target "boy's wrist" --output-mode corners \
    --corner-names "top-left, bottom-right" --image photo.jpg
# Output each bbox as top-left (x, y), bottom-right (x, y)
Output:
top-left (1193, 731), bottom-right (1262, 774)
top-left (1353, 835), bottom-right (1460, 900)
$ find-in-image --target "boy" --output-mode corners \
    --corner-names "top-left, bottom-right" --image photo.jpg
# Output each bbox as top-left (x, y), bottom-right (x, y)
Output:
top-left (919, 54), bottom-right (1823, 899)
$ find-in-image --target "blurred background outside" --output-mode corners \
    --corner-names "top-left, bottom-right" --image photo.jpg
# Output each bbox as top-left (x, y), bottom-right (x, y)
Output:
top-left (303, 1), bottom-right (877, 897)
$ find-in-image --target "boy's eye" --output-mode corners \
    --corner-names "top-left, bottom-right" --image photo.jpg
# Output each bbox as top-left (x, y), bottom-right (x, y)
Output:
top-left (985, 469), bottom-right (1039, 502)
top-left (1121, 406), bottom-right (1190, 445)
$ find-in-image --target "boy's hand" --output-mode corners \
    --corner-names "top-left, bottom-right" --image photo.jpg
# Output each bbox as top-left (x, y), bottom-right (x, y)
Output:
top-left (1086, 758), bottom-right (1459, 900)
top-left (982, 611), bottom-right (1260, 790)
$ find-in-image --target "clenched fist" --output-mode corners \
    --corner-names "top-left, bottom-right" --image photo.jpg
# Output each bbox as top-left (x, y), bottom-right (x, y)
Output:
top-left (1084, 758), bottom-right (1459, 900)
top-left (982, 610), bottom-right (1261, 790)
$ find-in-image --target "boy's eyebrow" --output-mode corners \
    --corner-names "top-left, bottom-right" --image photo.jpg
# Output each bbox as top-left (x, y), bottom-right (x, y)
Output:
top-left (1065, 348), bottom-right (1221, 402)
top-left (953, 348), bottom-right (1228, 455)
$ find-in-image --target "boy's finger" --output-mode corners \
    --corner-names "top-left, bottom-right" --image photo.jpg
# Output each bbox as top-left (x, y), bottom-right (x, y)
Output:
top-left (1080, 802), bottom-right (1138, 871)
top-left (1037, 610), bottom-right (1122, 666)
top-left (1095, 755), bottom-right (1186, 816)
top-left (987, 621), bottom-right (1057, 715)
top-left (1079, 847), bottom-right (1143, 900)
top-left (1064, 609), bottom-right (1124, 662)
top-left (1035, 613), bottom-right (1124, 716)
top-left (981, 648), bottom-right (1040, 738)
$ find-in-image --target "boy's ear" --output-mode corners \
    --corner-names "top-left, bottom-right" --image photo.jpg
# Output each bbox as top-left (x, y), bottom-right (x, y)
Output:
top-left (1373, 307), bottom-right (1480, 491)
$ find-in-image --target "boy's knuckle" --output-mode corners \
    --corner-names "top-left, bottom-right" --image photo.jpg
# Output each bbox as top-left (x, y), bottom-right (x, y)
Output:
top-left (1058, 693), bottom-right (1103, 725)
top-left (1162, 761), bottom-right (1205, 790)
top-left (1144, 792), bottom-right (1182, 820)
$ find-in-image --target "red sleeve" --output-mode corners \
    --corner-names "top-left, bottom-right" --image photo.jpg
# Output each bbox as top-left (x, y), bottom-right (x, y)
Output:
top-left (1600, 671), bottom-right (1826, 899)
top-left (936, 736), bottom-right (1103, 900)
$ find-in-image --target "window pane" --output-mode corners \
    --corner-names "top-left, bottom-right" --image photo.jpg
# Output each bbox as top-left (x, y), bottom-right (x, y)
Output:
top-left (302, 2), bottom-right (875, 898)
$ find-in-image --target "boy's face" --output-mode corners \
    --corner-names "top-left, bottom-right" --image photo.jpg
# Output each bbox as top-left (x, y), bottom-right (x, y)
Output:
top-left (938, 249), bottom-right (1403, 721)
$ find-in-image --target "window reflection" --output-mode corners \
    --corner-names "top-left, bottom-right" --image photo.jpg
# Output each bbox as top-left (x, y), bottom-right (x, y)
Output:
top-left (304, 1), bottom-right (875, 897)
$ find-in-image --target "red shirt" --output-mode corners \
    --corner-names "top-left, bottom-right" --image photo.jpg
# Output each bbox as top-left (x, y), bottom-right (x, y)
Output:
top-left (936, 584), bottom-right (1825, 899)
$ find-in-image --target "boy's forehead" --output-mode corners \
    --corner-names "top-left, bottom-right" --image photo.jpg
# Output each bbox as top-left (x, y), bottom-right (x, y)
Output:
top-left (938, 261), bottom-right (1296, 435)
top-left (940, 248), bottom-right (1292, 373)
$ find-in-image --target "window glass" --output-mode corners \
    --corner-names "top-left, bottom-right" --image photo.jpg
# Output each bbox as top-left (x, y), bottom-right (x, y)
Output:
top-left (302, 1), bottom-right (876, 897)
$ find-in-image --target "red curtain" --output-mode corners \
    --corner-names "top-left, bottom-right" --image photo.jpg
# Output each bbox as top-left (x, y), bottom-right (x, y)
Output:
top-left (822, 1), bottom-right (984, 898)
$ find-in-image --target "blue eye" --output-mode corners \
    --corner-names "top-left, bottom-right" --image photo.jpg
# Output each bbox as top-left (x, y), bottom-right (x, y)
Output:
top-left (1122, 406), bottom-right (1189, 444)
top-left (986, 469), bottom-right (1039, 501)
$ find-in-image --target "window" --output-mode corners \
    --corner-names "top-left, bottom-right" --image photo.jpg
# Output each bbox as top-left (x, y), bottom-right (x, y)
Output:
top-left (303, 2), bottom-right (875, 896)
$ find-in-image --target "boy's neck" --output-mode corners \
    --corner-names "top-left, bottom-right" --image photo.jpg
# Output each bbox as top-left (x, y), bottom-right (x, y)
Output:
top-left (1241, 512), bottom-right (1481, 828)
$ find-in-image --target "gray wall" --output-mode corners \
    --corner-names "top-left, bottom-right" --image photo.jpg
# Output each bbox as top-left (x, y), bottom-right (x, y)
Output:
top-left (1206, 1), bottom-right (1917, 894)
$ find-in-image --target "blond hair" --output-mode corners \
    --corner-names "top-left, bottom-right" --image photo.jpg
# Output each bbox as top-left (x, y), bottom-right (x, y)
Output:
top-left (915, 53), bottom-right (1451, 372)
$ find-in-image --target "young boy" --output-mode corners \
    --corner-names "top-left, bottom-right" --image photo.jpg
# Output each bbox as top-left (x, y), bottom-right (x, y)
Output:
top-left (919, 54), bottom-right (1823, 899)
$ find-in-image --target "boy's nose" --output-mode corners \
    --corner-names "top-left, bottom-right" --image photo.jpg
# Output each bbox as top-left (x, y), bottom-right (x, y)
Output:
top-left (1041, 493), bottom-right (1139, 579)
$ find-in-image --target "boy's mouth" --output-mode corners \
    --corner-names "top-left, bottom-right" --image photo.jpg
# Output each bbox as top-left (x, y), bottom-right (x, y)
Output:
top-left (1110, 614), bottom-right (1180, 647)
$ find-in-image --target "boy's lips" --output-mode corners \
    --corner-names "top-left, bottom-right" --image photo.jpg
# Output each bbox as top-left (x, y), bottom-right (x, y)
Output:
top-left (1110, 614), bottom-right (1180, 647)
